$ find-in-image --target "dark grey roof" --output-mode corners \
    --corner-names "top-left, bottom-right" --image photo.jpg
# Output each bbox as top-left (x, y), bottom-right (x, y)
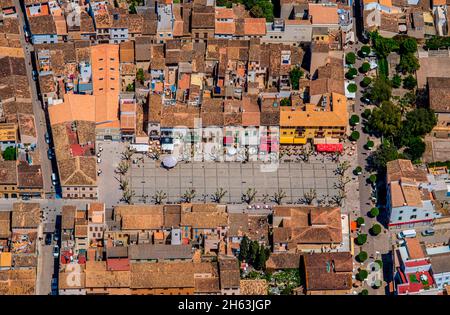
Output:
top-left (431, 253), bottom-right (450, 274)
top-left (106, 246), bottom-right (128, 259)
top-left (128, 244), bottom-right (193, 261)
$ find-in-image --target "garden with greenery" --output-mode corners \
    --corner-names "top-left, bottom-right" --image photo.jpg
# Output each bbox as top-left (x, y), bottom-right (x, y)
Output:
top-left (243, 269), bottom-right (302, 295)
top-left (216, 0), bottom-right (274, 21)
top-left (2, 146), bottom-right (16, 161)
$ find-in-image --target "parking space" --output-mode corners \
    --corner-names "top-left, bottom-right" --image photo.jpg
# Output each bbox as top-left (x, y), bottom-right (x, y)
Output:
top-left (126, 157), bottom-right (341, 204)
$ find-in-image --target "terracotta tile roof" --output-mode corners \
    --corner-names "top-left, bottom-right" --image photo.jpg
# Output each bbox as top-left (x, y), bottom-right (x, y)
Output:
top-left (242, 96), bottom-right (260, 126)
top-left (114, 205), bottom-right (164, 230)
top-left (266, 252), bottom-right (301, 270)
top-left (58, 156), bottom-right (97, 187)
top-left (309, 78), bottom-right (345, 96)
top-left (130, 261), bottom-right (218, 290)
top-left (273, 206), bottom-right (342, 247)
top-left (85, 261), bottom-right (130, 288)
top-left (192, 6), bottom-right (215, 29)
top-left (215, 21), bottom-right (236, 35)
top-left (62, 205), bottom-right (76, 230)
top-left (0, 160), bottom-right (17, 185)
top-left (386, 159), bottom-right (428, 183)
top-left (12, 254), bottom-right (37, 268)
top-left (243, 18), bottom-right (266, 36)
top-left (428, 77), bottom-right (450, 113)
top-left (29, 15), bottom-right (56, 34)
top-left (11, 202), bottom-right (40, 229)
top-left (0, 56), bottom-right (27, 77)
top-left (38, 74), bottom-right (56, 94)
top-left (181, 211), bottom-right (228, 228)
top-left (304, 252), bottom-right (353, 292)
top-left (127, 14), bottom-right (143, 33)
top-left (17, 162), bottom-right (43, 189)
top-left (308, 3), bottom-right (338, 25)
top-left (164, 205), bottom-right (181, 227)
top-left (0, 268), bottom-right (36, 295)
top-left (215, 7), bottom-right (235, 19)
top-left (0, 211), bottom-right (11, 239)
top-left (195, 277), bottom-right (221, 293)
top-left (390, 182), bottom-right (423, 208)
top-left (405, 238), bottom-right (426, 260)
top-left (218, 256), bottom-right (240, 289)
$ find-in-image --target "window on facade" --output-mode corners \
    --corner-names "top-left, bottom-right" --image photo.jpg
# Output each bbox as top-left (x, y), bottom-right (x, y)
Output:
top-left (398, 217), bottom-right (402, 220)
top-left (410, 215), bottom-right (417, 219)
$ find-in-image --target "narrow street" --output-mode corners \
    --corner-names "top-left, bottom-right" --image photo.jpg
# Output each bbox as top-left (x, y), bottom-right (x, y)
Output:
top-left (13, 0), bottom-right (54, 197)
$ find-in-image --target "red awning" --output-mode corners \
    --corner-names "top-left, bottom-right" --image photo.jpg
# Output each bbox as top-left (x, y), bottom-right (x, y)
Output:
top-left (316, 143), bottom-right (343, 152)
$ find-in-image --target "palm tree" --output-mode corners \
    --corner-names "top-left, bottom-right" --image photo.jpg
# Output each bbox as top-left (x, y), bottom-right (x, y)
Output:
top-left (334, 161), bottom-right (350, 176)
top-left (272, 189), bottom-right (287, 205)
top-left (212, 188), bottom-right (227, 203)
top-left (302, 188), bottom-right (317, 205)
top-left (242, 188), bottom-right (258, 204)
top-left (182, 189), bottom-right (196, 203)
top-left (152, 190), bottom-right (167, 204)
top-left (116, 160), bottom-right (130, 175)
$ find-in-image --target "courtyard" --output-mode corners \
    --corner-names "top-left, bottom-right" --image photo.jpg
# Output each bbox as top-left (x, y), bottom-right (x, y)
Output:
top-left (126, 156), bottom-right (343, 204)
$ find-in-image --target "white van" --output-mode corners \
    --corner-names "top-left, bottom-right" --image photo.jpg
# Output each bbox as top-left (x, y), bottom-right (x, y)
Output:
top-left (397, 229), bottom-right (417, 239)
top-left (51, 173), bottom-right (57, 184)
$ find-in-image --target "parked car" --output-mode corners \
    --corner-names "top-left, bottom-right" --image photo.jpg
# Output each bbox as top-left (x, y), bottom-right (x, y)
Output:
top-left (51, 278), bottom-right (58, 294)
top-left (52, 245), bottom-right (59, 258)
top-left (421, 229), bottom-right (435, 237)
top-left (51, 173), bottom-right (57, 185)
top-left (45, 132), bottom-right (50, 144)
top-left (32, 70), bottom-right (37, 81)
top-left (397, 229), bottom-right (417, 239)
top-left (47, 148), bottom-right (54, 160)
top-left (97, 158), bottom-right (101, 164)
top-left (45, 233), bottom-right (52, 245)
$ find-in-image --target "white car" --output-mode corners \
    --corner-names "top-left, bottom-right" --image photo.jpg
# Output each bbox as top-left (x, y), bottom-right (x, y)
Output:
top-left (97, 169), bottom-right (102, 175)
top-left (52, 245), bottom-right (59, 258)
top-left (97, 158), bottom-right (101, 163)
top-left (97, 152), bottom-right (101, 157)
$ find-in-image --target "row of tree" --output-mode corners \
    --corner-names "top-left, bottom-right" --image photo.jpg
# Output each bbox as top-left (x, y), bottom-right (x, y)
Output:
top-left (239, 236), bottom-right (270, 270)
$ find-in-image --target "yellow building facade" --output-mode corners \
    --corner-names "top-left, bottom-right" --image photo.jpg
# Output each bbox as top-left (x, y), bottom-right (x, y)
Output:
top-left (279, 93), bottom-right (348, 145)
